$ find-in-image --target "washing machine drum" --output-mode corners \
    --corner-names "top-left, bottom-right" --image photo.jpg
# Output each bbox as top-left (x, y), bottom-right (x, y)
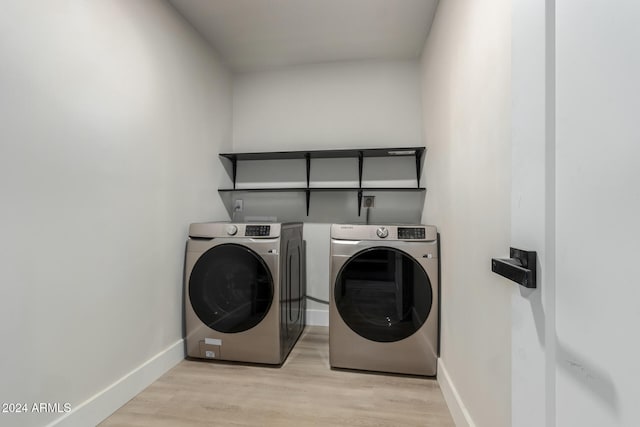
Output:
top-left (189, 244), bottom-right (274, 334)
top-left (335, 247), bottom-right (432, 343)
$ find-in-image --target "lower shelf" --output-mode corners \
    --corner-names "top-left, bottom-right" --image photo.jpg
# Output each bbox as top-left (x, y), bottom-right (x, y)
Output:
top-left (218, 187), bottom-right (426, 216)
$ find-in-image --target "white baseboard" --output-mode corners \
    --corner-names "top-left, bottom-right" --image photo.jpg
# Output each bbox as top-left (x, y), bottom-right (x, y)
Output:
top-left (306, 308), bottom-right (329, 326)
top-left (437, 358), bottom-right (477, 427)
top-left (47, 339), bottom-right (185, 427)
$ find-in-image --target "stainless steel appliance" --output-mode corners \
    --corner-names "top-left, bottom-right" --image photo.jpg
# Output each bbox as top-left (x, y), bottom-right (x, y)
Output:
top-left (185, 222), bottom-right (305, 364)
top-left (330, 224), bottom-right (439, 375)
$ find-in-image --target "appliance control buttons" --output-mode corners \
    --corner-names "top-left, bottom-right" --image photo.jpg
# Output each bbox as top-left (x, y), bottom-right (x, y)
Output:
top-left (226, 225), bottom-right (238, 236)
top-left (376, 227), bottom-right (389, 238)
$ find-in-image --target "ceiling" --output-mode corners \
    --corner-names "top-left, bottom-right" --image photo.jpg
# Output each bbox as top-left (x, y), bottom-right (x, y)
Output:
top-left (168, 0), bottom-right (439, 73)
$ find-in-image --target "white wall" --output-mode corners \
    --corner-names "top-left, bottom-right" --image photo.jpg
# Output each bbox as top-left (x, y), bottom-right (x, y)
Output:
top-left (233, 61), bottom-right (423, 150)
top-left (555, 1), bottom-right (640, 425)
top-left (0, 2), bottom-right (231, 426)
top-left (231, 61), bottom-right (425, 322)
top-left (420, 1), bottom-right (512, 426)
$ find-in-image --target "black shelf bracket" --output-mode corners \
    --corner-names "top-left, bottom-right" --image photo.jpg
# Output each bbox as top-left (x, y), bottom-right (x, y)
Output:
top-left (305, 154), bottom-right (311, 216)
top-left (231, 157), bottom-right (237, 190)
top-left (415, 150), bottom-right (422, 188)
top-left (357, 151), bottom-right (364, 216)
top-left (492, 248), bottom-right (537, 288)
top-left (358, 151), bottom-right (364, 189)
top-left (305, 153), bottom-right (311, 188)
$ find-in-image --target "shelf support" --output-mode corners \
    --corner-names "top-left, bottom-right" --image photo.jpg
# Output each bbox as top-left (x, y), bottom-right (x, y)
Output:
top-left (305, 153), bottom-right (311, 216)
top-left (305, 153), bottom-right (311, 188)
top-left (358, 151), bottom-right (364, 189)
top-left (415, 151), bottom-right (422, 188)
top-left (232, 157), bottom-right (237, 190)
top-left (357, 190), bottom-right (363, 216)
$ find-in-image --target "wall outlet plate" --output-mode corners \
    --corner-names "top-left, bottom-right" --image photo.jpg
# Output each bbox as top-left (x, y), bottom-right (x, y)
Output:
top-left (233, 199), bottom-right (243, 212)
top-left (362, 195), bottom-right (375, 208)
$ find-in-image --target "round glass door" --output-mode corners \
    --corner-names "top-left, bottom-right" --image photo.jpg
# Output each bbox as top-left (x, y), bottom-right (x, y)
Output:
top-left (189, 244), bottom-right (273, 333)
top-left (335, 247), bottom-right (432, 342)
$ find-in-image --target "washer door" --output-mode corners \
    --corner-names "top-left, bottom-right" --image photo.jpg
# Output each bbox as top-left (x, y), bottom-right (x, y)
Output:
top-left (335, 247), bottom-right (432, 342)
top-left (189, 244), bottom-right (273, 333)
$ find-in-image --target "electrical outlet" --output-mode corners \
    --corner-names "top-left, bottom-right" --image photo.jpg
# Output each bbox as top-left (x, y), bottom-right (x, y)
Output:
top-left (233, 199), bottom-right (243, 212)
top-left (362, 196), bottom-right (375, 208)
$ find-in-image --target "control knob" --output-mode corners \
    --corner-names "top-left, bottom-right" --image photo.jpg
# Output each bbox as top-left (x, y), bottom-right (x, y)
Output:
top-left (226, 224), bottom-right (238, 236)
top-left (376, 227), bottom-right (389, 238)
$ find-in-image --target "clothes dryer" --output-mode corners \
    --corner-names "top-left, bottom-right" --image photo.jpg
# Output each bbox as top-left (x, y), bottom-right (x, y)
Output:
top-left (330, 224), bottom-right (439, 375)
top-left (185, 222), bottom-right (305, 364)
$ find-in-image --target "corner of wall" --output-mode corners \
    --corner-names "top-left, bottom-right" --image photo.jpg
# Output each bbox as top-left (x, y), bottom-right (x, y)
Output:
top-left (306, 308), bottom-right (329, 327)
top-left (437, 359), bottom-right (477, 427)
top-left (47, 340), bottom-right (184, 427)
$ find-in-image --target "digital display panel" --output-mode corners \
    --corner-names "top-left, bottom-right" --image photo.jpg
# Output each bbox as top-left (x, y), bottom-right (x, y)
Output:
top-left (245, 225), bottom-right (271, 237)
top-left (397, 227), bottom-right (426, 240)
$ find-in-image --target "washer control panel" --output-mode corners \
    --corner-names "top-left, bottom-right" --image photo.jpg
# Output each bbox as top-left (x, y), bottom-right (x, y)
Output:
top-left (245, 225), bottom-right (271, 237)
top-left (398, 227), bottom-right (426, 240)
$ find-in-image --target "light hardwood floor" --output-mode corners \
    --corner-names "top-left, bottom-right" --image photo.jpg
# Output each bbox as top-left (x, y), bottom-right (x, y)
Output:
top-left (100, 326), bottom-right (454, 426)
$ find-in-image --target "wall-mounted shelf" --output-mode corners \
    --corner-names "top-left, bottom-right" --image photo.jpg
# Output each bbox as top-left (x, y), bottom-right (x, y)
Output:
top-left (217, 187), bottom-right (426, 192)
top-left (218, 147), bottom-right (426, 216)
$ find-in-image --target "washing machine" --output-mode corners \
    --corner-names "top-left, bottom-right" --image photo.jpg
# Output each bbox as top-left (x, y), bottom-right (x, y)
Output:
top-left (329, 224), bottom-right (439, 376)
top-left (184, 222), bottom-right (306, 364)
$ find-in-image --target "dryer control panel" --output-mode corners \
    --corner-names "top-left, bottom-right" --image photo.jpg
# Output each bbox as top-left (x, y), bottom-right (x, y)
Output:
top-left (398, 227), bottom-right (426, 240)
top-left (245, 225), bottom-right (271, 237)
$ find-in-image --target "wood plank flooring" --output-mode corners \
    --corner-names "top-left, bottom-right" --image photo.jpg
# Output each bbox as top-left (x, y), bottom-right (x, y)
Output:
top-left (100, 326), bottom-right (454, 426)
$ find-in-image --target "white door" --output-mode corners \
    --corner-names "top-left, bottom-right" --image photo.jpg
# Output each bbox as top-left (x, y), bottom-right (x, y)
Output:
top-left (511, 1), bottom-right (640, 426)
top-left (511, 1), bottom-right (553, 425)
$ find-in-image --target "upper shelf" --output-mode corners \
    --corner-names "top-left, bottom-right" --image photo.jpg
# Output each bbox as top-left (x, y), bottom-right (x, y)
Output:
top-left (218, 187), bottom-right (426, 192)
top-left (219, 146), bottom-right (425, 161)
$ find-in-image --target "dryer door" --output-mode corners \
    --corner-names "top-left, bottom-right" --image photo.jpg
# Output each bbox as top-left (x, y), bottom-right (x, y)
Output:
top-left (189, 243), bottom-right (274, 333)
top-left (335, 247), bottom-right (432, 342)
